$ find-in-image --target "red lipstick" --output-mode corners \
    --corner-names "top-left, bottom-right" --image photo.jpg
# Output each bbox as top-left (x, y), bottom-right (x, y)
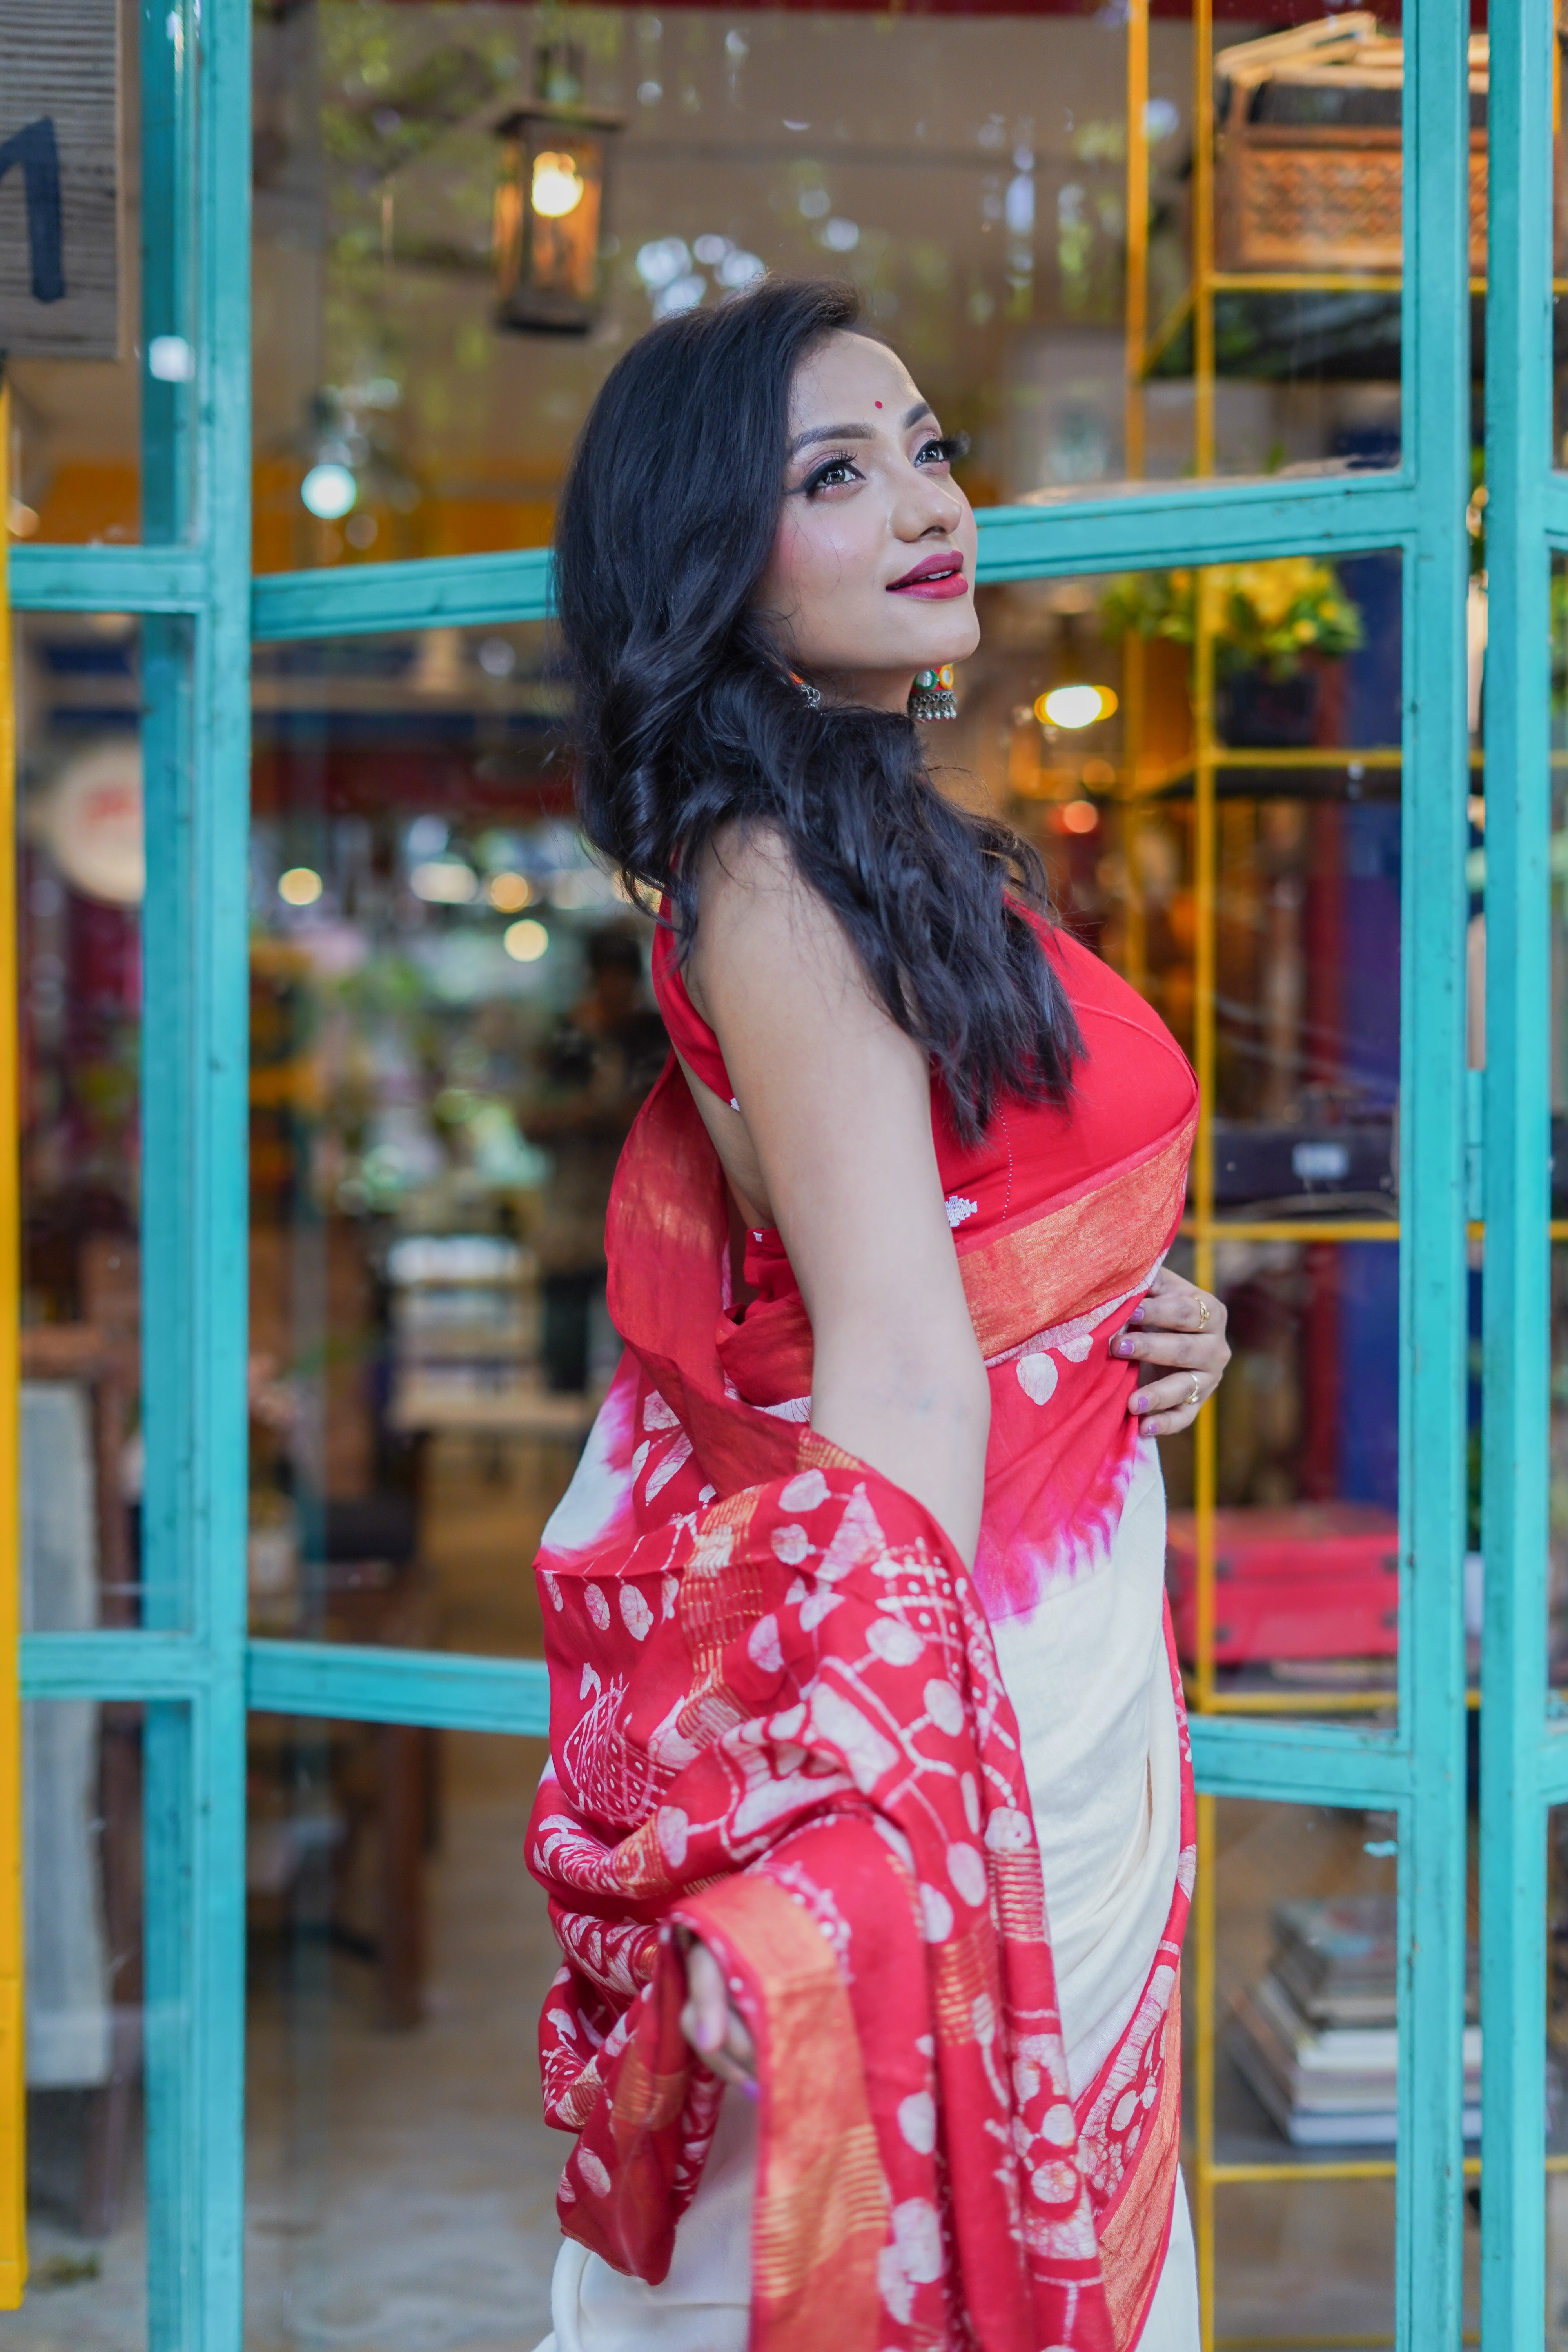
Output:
top-left (887, 550), bottom-right (968, 601)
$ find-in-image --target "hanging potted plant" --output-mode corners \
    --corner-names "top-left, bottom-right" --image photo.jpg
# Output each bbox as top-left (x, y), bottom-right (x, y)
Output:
top-left (1100, 557), bottom-right (1364, 748)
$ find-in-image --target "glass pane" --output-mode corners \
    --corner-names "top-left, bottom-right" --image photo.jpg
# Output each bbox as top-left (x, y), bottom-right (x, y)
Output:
top-left (954, 555), bottom-right (1403, 1717)
top-left (1548, 1804), bottom-right (1568, 2338)
top-left (11, 1702), bottom-right (147, 2347)
top-left (1549, 9), bottom-right (1568, 476)
top-left (244, 1725), bottom-right (559, 2346)
top-left (1552, 553), bottom-right (1568, 1691)
top-left (1174, 1238), bottom-right (1399, 1712)
top-left (249, 625), bottom-right (652, 1647)
top-left (18, 614), bottom-right (155, 1624)
top-left (250, 0), bottom-right (1403, 570)
top-left (5, 0), bottom-right (194, 546)
top-left (1196, 1798), bottom-right (1438, 2344)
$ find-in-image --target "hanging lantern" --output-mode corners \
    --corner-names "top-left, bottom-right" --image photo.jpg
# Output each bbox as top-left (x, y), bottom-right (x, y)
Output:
top-left (494, 46), bottom-right (623, 335)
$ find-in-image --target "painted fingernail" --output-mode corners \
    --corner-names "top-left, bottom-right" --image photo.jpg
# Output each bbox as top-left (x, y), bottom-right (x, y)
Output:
top-left (1129, 1305), bottom-right (1145, 1324)
top-left (1130, 1392), bottom-right (1148, 1412)
top-left (1112, 1336), bottom-right (1133, 1356)
top-left (740, 2078), bottom-right (760, 2101)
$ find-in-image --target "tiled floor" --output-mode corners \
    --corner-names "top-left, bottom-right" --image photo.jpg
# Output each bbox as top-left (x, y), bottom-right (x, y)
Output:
top-left (243, 1730), bottom-right (564, 2352)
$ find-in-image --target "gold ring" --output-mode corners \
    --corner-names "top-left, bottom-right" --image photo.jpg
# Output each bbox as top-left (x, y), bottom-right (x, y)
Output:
top-left (1196, 1297), bottom-right (1210, 1330)
top-left (1187, 1374), bottom-right (1201, 1410)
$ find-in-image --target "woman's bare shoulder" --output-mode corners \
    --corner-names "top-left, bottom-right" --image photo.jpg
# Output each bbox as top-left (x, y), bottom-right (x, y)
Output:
top-left (686, 822), bottom-right (884, 1046)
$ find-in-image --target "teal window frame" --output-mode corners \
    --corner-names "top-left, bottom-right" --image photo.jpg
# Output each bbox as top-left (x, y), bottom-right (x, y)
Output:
top-left (10, 0), bottom-right (1542, 2341)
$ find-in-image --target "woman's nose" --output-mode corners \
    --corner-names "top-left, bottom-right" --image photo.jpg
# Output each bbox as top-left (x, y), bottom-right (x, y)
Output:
top-left (894, 471), bottom-right (963, 539)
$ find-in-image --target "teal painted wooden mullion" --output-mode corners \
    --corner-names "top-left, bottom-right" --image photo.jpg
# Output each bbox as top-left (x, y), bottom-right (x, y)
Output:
top-left (19, 1631), bottom-right (210, 1699)
top-left (1481, 0), bottom-right (1557, 2334)
top-left (7, 544), bottom-right (208, 611)
top-left (142, 1703), bottom-right (196, 2352)
top-left (165, 0), bottom-right (254, 2340)
top-left (246, 1641), bottom-right (551, 1735)
top-left (971, 481), bottom-right (1414, 579)
top-left (244, 481), bottom-right (1420, 644)
top-left (6, 471), bottom-right (1418, 630)
top-left (18, 1628), bottom-right (1414, 1804)
top-left (138, 4), bottom-right (202, 2345)
top-left (1397, 1), bottom-right (1474, 2343)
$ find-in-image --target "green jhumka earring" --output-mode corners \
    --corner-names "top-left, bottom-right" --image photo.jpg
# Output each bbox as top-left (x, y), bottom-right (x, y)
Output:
top-left (908, 663), bottom-right (958, 722)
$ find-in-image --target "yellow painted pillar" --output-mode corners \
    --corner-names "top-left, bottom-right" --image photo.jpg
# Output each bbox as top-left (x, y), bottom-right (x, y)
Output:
top-left (0, 379), bottom-right (26, 2309)
top-left (1124, 0), bottom-right (1150, 482)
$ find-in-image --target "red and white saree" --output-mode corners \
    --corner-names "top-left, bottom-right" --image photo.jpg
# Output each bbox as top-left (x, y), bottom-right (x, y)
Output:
top-left (528, 918), bottom-right (1200, 2351)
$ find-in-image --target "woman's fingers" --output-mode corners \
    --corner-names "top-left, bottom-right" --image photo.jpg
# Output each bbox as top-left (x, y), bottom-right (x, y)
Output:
top-left (1112, 1328), bottom-right (1221, 1365)
top-left (1129, 1366), bottom-right (1217, 1437)
top-left (681, 1937), bottom-right (729, 2054)
top-left (679, 1935), bottom-right (757, 2087)
top-left (1112, 1267), bottom-right (1231, 1436)
top-left (1129, 1269), bottom-right (1227, 1338)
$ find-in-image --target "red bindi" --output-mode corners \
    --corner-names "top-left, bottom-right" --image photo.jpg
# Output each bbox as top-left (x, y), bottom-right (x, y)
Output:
top-left (874, 401), bottom-right (882, 408)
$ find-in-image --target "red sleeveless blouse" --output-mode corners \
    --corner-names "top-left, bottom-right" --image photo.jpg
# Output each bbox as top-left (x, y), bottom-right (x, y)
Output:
top-left (650, 909), bottom-right (1194, 1263)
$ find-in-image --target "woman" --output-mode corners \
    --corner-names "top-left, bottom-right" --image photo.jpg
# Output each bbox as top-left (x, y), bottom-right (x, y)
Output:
top-left (528, 279), bottom-right (1230, 2352)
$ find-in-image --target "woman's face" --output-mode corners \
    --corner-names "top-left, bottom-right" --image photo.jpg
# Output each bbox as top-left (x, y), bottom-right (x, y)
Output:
top-left (755, 330), bottom-right (980, 712)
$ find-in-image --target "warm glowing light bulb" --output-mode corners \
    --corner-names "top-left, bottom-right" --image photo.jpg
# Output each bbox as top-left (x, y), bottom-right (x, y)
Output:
top-left (504, 918), bottom-right (550, 963)
top-left (1036, 684), bottom-right (1118, 730)
top-left (531, 152), bottom-right (585, 218)
top-left (279, 867), bottom-right (323, 906)
top-left (488, 870), bottom-right (531, 912)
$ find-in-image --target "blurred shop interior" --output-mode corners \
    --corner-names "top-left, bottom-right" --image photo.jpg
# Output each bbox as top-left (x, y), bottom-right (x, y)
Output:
top-left (11, 0), bottom-right (1560, 2344)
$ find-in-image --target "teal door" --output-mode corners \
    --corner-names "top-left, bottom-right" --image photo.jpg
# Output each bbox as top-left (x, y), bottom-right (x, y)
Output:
top-left (9, 0), bottom-right (1563, 2342)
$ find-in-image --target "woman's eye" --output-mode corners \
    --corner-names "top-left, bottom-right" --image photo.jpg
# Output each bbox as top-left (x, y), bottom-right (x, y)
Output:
top-left (802, 457), bottom-right (860, 496)
top-left (916, 432), bottom-right (969, 470)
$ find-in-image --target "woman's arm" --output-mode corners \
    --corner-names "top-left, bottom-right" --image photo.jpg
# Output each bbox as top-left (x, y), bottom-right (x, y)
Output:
top-left (678, 829), bottom-right (989, 2081)
top-left (687, 827), bottom-right (991, 1568)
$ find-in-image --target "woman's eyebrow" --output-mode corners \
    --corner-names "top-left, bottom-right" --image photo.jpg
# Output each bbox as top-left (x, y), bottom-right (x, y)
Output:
top-left (787, 419), bottom-right (871, 458)
top-left (786, 401), bottom-right (936, 460)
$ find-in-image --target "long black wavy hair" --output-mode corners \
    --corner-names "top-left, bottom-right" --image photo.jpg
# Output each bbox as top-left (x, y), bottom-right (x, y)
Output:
top-left (553, 276), bottom-right (1082, 1142)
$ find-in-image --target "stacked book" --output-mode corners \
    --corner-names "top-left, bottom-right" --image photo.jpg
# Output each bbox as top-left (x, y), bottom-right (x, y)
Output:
top-left (1227, 1894), bottom-right (1480, 2146)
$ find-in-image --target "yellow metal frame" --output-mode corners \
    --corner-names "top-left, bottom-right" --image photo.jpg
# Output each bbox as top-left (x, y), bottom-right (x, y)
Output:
top-left (0, 380), bottom-right (25, 2308)
top-left (1120, 8), bottom-right (1444, 2338)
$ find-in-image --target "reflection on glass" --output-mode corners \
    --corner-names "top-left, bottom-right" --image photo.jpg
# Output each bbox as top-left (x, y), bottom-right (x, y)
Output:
top-left (18, 617), bottom-right (145, 1627)
top-left (12, 1703), bottom-right (146, 2348)
top-left (1165, 1241), bottom-right (1399, 1706)
top-left (953, 561), bottom-right (1402, 1711)
top-left (248, 628), bottom-right (664, 1647)
top-left (249, 0), bottom-right (1405, 572)
top-left (1193, 1800), bottom-right (1458, 2343)
top-left (244, 1728), bottom-right (559, 2348)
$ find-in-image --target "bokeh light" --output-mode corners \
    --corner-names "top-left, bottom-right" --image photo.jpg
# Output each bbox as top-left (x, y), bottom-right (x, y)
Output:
top-left (503, 918), bottom-right (549, 963)
top-left (1036, 683), bottom-right (1118, 730)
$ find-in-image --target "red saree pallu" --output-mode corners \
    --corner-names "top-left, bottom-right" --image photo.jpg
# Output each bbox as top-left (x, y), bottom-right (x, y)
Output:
top-left (528, 921), bottom-right (1198, 2351)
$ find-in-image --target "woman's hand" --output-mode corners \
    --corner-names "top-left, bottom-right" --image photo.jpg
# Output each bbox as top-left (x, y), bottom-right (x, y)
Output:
top-left (1111, 1262), bottom-right (1230, 1439)
top-left (679, 1932), bottom-right (757, 2091)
